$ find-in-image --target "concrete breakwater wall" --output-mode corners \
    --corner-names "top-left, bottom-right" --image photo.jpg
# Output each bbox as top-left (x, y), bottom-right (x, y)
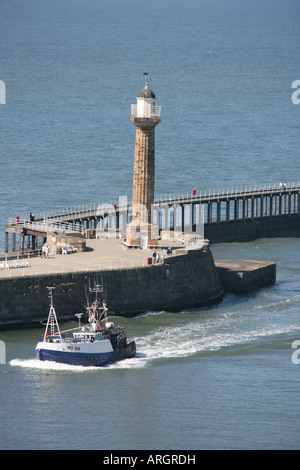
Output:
top-left (215, 260), bottom-right (276, 293)
top-left (205, 215), bottom-right (300, 243)
top-left (0, 246), bottom-right (224, 330)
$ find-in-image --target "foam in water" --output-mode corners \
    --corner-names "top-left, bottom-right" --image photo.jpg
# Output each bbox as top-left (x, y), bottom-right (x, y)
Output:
top-left (10, 358), bottom-right (99, 372)
top-left (9, 312), bottom-right (300, 372)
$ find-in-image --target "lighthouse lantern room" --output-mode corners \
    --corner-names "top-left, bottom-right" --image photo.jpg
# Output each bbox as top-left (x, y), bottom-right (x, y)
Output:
top-left (131, 73), bottom-right (161, 118)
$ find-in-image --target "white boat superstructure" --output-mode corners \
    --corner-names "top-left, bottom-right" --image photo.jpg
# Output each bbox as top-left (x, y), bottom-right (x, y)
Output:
top-left (35, 285), bottom-right (136, 366)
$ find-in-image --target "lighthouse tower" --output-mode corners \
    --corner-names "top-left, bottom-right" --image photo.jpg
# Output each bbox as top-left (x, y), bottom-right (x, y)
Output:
top-left (126, 75), bottom-right (162, 248)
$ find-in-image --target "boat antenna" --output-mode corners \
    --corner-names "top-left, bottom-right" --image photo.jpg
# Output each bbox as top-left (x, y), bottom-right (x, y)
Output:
top-left (89, 278), bottom-right (104, 300)
top-left (85, 278), bottom-right (105, 326)
top-left (47, 286), bottom-right (55, 307)
top-left (44, 287), bottom-right (62, 342)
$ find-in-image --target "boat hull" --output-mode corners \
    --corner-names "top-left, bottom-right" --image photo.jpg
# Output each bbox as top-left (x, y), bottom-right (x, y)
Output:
top-left (35, 340), bottom-right (136, 367)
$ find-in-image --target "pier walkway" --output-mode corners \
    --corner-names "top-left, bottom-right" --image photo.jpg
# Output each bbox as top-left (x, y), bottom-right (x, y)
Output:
top-left (0, 238), bottom-right (187, 280)
top-left (3, 181), bottom-right (300, 253)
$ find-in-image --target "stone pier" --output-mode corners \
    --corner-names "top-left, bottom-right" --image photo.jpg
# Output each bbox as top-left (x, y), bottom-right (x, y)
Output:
top-left (0, 239), bottom-right (224, 330)
top-left (215, 259), bottom-right (276, 293)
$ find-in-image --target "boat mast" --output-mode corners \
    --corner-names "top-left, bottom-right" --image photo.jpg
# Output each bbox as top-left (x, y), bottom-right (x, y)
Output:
top-left (88, 278), bottom-right (104, 326)
top-left (43, 287), bottom-right (63, 342)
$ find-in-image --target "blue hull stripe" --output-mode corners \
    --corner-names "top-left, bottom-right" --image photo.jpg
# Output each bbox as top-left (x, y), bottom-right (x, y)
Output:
top-left (36, 341), bottom-right (136, 367)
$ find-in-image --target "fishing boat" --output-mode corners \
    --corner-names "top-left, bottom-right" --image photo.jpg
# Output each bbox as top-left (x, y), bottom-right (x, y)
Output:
top-left (35, 285), bottom-right (136, 366)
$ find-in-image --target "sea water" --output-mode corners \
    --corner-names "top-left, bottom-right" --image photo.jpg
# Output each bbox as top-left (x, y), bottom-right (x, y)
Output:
top-left (0, 0), bottom-right (300, 450)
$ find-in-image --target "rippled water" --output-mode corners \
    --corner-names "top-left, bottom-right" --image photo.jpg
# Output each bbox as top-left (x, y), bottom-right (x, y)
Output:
top-left (1, 237), bottom-right (299, 449)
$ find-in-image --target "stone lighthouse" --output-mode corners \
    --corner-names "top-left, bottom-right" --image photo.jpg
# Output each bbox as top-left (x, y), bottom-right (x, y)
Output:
top-left (126, 75), bottom-right (162, 248)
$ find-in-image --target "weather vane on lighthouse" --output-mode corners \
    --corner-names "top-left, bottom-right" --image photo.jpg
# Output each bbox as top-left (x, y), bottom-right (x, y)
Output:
top-left (143, 72), bottom-right (150, 87)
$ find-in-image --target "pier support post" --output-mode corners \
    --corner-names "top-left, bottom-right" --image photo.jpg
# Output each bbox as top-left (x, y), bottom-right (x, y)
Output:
top-left (226, 200), bottom-right (230, 222)
top-left (5, 232), bottom-right (8, 253)
top-left (181, 204), bottom-right (185, 234)
top-left (217, 201), bottom-right (221, 224)
top-left (279, 194), bottom-right (282, 217)
top-left (251, 197), bottom-right (254, 220)
top-left (260, 196), bottom-right (264, 218)
top-left (207, 202), bottom-right (212, 225)
top-left (32, 235), bottom-right (36, 251)
top-left (270, 195), bottom-right (273, 218)
top-left (234, 198), bottom-right (239, 220)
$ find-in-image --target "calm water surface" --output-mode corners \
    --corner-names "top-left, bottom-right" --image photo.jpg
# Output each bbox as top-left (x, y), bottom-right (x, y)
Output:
top-left (0, 0), bottom-right (299, 450)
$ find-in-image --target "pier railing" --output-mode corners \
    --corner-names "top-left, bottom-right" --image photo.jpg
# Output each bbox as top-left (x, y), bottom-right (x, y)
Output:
top-left (4, 181), bottom-right (300, 253)
top-left (7, 181), bottom-right (300, 226)
top-left (154, 181), bottom-right (300, 203)
top-left (7, 204), bottom-right (107, 228)
top-left (23, 220), bottom-right (84, 234)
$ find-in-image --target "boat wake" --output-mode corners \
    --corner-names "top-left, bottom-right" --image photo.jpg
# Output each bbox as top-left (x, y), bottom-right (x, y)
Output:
top-left (9, 358), bottom-right (100, 372)
top-left (254, 294), bottom-right (300, 312)
top-left (130, 315), bottom-right (300, 365)
top-left (9, 305), bottom-right (300, 371)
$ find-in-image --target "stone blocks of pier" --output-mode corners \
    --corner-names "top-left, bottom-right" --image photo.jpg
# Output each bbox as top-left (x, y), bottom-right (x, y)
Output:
top-left (46, 232), bottom-right (86, 253)
top-left (129, 116), bottom-right (161, 248)
top-left (126, 221), bottom-right (159, 247)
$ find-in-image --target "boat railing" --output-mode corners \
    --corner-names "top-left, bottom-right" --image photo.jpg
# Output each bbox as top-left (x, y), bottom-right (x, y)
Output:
top-left (72, 331), bottom-right (107, 343)
top-left (40, 331), bottom-right (107, 344)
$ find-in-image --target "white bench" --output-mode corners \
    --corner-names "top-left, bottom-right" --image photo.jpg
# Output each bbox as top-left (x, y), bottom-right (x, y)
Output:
top-left (62, 246), bottom-right (77, 255)
top-left (0, 260), bottom-right (30, 269)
